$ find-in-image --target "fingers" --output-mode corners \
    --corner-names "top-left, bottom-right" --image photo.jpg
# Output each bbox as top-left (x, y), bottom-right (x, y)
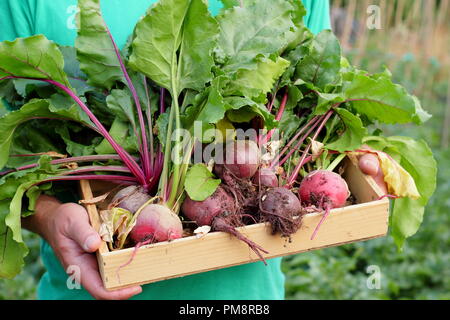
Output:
top-left (58, 203), bottom-right (102, 253)
top-left (358, 153), bottom-right (380, 176)
top-left (77, 254), bottom-right (142, 300)
top-left (63, 246), bottom-right (142, 300)
top-left (372, 167), bottom-right (388, 194)
top-left (53, 203), bottom-right (142, 300)
top-left (357, 146), bottom-right (388, 194)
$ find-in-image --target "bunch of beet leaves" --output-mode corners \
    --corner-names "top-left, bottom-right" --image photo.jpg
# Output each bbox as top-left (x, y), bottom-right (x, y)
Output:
top-left (0, 0), bottom-right (437, 279)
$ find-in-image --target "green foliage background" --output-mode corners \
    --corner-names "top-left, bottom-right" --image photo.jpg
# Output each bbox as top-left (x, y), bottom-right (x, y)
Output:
top-left (282, 31), bottom-right (450, 300)
top-left (283, 149), bottom-right (450, 299)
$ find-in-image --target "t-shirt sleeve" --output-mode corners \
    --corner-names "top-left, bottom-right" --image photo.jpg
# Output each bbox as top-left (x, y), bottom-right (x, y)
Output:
top-left (0, 0), bottom-right (37, 42)
top-left (303, 0), bottom-right (331, 34)
top-left (0, 0), bottom-right (38, 111)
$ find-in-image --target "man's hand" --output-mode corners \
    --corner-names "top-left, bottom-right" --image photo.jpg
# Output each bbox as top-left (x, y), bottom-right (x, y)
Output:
top-left (22, 195), bottom-right (142, 300)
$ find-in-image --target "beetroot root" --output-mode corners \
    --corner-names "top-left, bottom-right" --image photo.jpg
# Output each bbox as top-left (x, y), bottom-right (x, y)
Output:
top-left (111, 185), bottom-right (151, 213)
top-left (181, 186), bottom-right (268, 264)
top-left (130, 204), bottom-right (183, 243)
top-left (298, 170), bottom-right (350, 240)
top-left (252, 168), bottom-right (278, 188)
top-left (223, 140), bottom-right (260, 179)
top-left (299, 170), bottom-right (349, 209)
top-left (117, 204), bottom-right (183, 278)
top-left (181, 186), bottom-right (236, 225)
top-left (212, 216), bottom-right (269, 263)
top-left (260, 187), bottom-right (303, 238)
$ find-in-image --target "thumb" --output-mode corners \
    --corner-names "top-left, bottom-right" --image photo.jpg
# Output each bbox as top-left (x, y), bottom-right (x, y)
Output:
top-left (63, 204), bottom-right (102, 253)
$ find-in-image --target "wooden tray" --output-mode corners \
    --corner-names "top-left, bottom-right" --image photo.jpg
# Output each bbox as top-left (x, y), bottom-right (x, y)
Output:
top-left (79, 156), bottom-right (389, 290)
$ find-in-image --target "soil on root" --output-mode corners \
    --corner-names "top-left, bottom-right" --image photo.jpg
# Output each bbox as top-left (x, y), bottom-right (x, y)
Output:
top-left (259, 188), bottom-right (304, 240)
top-left (217, 164), bottom-right (261, 219)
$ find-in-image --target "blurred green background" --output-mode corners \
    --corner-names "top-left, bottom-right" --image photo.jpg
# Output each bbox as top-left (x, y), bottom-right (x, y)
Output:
top-left (1, 0), bottom-right (449, 300)
top-left (282, 0), bottom-right (450, 300)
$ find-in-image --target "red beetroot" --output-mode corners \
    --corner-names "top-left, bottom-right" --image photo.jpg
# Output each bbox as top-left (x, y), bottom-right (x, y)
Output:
top-left (299, 170), bottom-right (349, 208)
top-left (214, 163), bottom-right (259, 211)
top-left (111, 185), bottom-right (151, 213)
top-left (223, 140), bottom-right (260, 179)
top-left (181, 186), bottom-right (268, 264)
top-left (298, 170), bottom-right (350, 240)
top-left (214, 141), bottom-right (262, 212)
top-left (181, 186), bottom-right (236, 226)
top-left (260, 187), bottom-right (303, 237)
top-left (252, 168), bottom-right (278, 187)
top-left (117, 204), bottom-right (182, 277)
top-left (130, 204), bottom-right (183, 243)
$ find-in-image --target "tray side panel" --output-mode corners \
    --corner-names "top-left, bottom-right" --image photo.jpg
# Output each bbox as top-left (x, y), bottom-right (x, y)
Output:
top-left (100, 199), bottom-right (389, 290)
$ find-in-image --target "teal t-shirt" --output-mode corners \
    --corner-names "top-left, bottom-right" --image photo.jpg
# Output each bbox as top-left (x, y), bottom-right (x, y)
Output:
top-left (0, 0), bottom-right (330, 300)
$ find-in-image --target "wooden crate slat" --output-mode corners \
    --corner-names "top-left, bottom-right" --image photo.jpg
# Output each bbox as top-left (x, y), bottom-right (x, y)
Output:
top-left (79, 180), bottom-right (109, 254)
top-left (99, 199), bottom-right (388, 289)
top-left (80, 157), bottom-right (390, 290)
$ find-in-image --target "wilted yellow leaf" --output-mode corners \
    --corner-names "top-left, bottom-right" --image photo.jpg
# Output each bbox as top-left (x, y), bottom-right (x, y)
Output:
top-left (99, 208), bottom-right (135, 250)
top-left (111, 208), bottom-right (134, 249)
top-left (375, 151), bottom-right (420, 199)
top-left (99, 210), bottom-right (114, 244)
top-left (261, 140), bottom-right (282, 163)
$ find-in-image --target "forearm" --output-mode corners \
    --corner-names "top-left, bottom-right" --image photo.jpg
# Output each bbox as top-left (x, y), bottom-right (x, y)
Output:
top-left (21, 194), bottom-right (61, 236)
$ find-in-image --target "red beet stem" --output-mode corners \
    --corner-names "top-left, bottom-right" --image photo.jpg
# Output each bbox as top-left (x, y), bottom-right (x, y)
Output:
top-left (104, 25), bottom-right (152, 184)
top-left (115, 237), bottom-right (155, 284)
top-left (310, 205), bottom-right (331, 240)
top-left (270, 115), bottom-right (321, 169)
top-left (377, 194), bottom-right (400, 201)
top-left (213, 217), bottom-right (269, 265)
top-left (260, 90), bottom-right (288, 145)
top-left (287, 110), bottom-right (334, 186)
